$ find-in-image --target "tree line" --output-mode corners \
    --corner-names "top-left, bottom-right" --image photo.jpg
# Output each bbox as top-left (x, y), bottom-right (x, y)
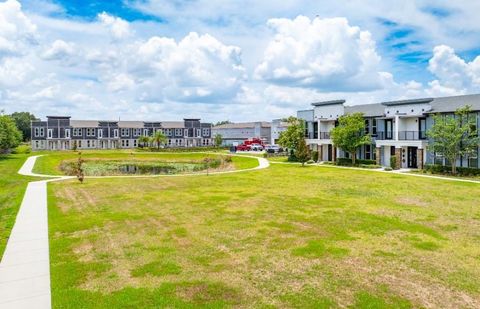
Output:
top-left (0, 111), bottom-right (36, 153)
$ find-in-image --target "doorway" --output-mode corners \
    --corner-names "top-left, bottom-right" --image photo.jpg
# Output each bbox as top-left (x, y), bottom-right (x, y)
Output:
top-left (327, 144), bottom-right (332, 162)
top-left (407, 147), bottom-right (418, 168)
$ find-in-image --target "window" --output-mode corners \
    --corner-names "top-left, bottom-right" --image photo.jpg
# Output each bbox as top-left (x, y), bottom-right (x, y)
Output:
top-left (98, 129), bottom-right (103, 138)
top-left (35, 141), bottom-right (39, 148)
top-left (48, 129), bottom-right (53, 138)
top-left (166, 129), bottom-right (172, 136)
top-left (121, 128), bottom-right (129, 137)
top-left (202, 128), bottom-right (210, 136)
top-left (86, 128), bottom-right (95, 136)
top-left (364, 119), bottom-right (370, 134)
top-left (78, 141), bottom-right (82, 148)
top-left (87, 140), bottom-right (91, 148)
top-left (196, 129), bottom-right (201, 137)
top-left (133, 139), bottom-right (137, 147)
top-left (372, 119), bottom-right (377, 136)
top-left (469, 149), bottom-right (478, 168)
top-left (73, 128), bottom-right (82, 136)
top-left (434, 152), bottom-right (444, 165)
top-left (114, 129), bottom-right (119, 138)
top-left (65, 129), bottom-right (70, 138)
top-left (34, 127), bottom-right (45, 137)
top-left (133, 128), bottom-right (142, 136)
top-left (184, 129), bottom-right (188, 137)
top-left (143, 129), bottom-right (149, 136)
top-left (175, 129), bottom-right (183, 136)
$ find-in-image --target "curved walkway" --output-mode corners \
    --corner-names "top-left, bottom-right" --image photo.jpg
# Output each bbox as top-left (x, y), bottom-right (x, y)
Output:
top-left (0, 154), bottom-right (269, 308)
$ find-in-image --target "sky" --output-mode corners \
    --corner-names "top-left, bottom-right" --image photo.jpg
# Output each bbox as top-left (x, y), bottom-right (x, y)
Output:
top-left (1, 0), bottom-right (480, 122)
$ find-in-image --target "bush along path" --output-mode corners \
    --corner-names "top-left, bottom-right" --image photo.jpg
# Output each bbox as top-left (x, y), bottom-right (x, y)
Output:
top-left (0, 154), bottom-right (269, 309)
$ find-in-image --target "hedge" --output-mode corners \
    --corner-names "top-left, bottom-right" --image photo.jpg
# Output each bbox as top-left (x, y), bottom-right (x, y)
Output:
top-left (137, 146), bottom-right (228, 153)
top-left (311, 151), bottom-right (319, 162)
top-left (336, 157), bottom-right (376, 166)
top-left (424, 164), bottom-right (480, 176)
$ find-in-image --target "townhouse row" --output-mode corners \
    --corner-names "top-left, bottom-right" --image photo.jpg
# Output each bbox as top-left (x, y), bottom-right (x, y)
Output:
top-left (31, 117), bottom-right (213, 151)
top-left (297, 94), bottom-right (480, 169)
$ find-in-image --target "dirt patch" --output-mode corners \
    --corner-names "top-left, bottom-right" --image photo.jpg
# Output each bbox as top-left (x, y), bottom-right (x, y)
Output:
top-left (396, 196), bottom-right (428, 207)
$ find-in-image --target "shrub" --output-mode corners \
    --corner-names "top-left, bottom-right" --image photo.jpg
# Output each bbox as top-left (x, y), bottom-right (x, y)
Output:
top-left (306, 159), bottom-right (315, 164)
top-left (384, 167), bottom-right (393, 171)
top-left (390, 156), bottom-right (397, 170)
top-left (359, 164), bottom-right (381, 169)
top-left (12, 144), bottom-right (31, 154)
top-left (287, 149), bottom-right (297, 162)
top-left (336, 158), bottom-right (376, 166)
top-left (424, 164), bottom-right (480, 177)
top-left (311, 151), bottom-right (319, 162)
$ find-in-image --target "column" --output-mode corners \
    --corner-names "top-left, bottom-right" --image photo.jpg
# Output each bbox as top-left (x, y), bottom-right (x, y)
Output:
top-left (394, 115), bottom-right (400, 141)
top-left (417, 148), bottom-right (424, 169)
top-left (376, 147), bottom-right (381, 165)
top-left (395, 147), bottom-right (401, 169)
top-left (333, 146), bottom-right (337, 162)
top-left (319, 145), bottom-right (323, 162)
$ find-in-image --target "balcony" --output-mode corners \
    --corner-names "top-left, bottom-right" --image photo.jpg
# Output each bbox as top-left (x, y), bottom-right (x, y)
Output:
top-left (319, 132), bottom-right (331, 139)
top-left (376, 131), bottom-right (427, 140)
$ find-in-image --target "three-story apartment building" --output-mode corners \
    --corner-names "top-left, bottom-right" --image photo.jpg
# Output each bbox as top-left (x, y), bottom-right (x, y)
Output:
top-left (297, 94), bottom-right (480, 169)
top-left (31, 117), bottom-right (213, 151)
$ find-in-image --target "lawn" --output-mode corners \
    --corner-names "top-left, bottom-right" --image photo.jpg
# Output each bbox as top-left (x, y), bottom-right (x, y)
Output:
top-left (47, 158), bottom-right (480, 308)
top-left (0, 153), bottom-right (37, 258)
top-left (33, 150), bottom-right (259, 175)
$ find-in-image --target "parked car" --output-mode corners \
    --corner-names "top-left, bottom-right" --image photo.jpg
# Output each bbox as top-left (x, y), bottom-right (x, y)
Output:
top-left (250, 143), bottom-right (264, 151)
top-left (265, 145), bottom-right (283, 153)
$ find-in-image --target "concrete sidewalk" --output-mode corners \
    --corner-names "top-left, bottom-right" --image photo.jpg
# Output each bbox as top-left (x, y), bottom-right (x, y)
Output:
top-left (0, 159), bottom-right (51, 308)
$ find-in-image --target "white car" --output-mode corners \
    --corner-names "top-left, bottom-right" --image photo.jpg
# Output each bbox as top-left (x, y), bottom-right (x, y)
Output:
top-left (250, 144), bottom-right (264, 151)
top-left (265, 145), bottom-right (283, 153)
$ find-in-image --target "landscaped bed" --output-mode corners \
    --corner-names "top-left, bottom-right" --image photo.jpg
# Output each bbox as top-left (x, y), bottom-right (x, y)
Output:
top-left (47, 161), bottom-right (480, 308)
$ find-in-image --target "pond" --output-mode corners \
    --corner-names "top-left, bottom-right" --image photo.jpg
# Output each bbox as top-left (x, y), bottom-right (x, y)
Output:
top-left (60, 158), bottom-right (224, 176)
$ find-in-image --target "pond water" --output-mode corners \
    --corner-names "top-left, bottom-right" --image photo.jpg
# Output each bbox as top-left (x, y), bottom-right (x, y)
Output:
top-left (60, 159), bottom-right (222, 176)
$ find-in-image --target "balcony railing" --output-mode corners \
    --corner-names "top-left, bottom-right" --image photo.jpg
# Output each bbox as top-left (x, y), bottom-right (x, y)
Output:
top-left (376, 131), bottom-right (394, 140)
top-left (398, 131), bottom-right (427, 140)
top-left (376, 131), bottom-right (427, 140)
top-left (319, 132), bottom-right (330, 139)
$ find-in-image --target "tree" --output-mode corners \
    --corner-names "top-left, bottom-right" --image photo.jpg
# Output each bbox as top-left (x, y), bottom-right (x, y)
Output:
top-left (427, 106), bottom-right (479, 175)
top-left (296, 138), bottom-right (311, 166)
top-left (0, 115), bottom-right (22, 153)
top-left (215, 120), bottom-right (231, 126)
top-left (330, 112), bottom-right (371, 165)
top-left (278, 116), bottom-right (305, 151)
top-left (152, 130), bottom-right (167, 149)
top-left (214, 134), bottom-right (223, 147)
top-left (73, 152), bottom-right (85, 183)
top-left (10, 112), bottom-right (37, 142)
top-left (138, 135), bottom-right (150, 148)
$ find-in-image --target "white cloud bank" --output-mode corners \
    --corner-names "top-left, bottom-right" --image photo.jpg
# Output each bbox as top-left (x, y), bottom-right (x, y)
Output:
top-left (1, 0), bottom-right (480, 121)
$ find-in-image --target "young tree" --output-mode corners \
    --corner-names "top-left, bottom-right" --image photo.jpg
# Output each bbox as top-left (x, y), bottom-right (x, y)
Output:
top-left (427, 106), bottom-right (479, 175)
top-left (10, 112), bottom-right (37, 141)
top-left (152, 130), bottom-right (167, 149)
top-left (74, 152), bottom-right (85, 183)
top-left (0, 115), bottom-right (22, 153)
top-left (214, 134), bottom-right (223, 147)
top-left (138, 135), bottom-right (150, 148)
top-left (278, 116), bottom-right (305, 152)
top-left (330, 112), bottom-right (371, 165)
top-left (296, 138), bottom-right (311, 166)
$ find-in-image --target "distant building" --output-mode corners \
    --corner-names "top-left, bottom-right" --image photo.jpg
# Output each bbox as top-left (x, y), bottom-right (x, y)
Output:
top-left (270, 119), bottom-right (289, 145)
top-left (212, 122), bottom-right (271, 146)
top-left (31, 117), bottom-right (213, 151)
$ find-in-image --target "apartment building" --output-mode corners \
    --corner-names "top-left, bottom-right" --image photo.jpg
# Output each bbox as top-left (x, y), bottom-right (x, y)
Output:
top-left (297, 94), bottom-right (480, 169)
top-left (31, 117), bottom-right (213, 151)
top-left (212, 122), bottom-right (271, 146)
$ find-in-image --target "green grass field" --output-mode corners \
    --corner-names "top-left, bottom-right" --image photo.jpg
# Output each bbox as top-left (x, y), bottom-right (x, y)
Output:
top-left (0, 154), bottom-right (38, 257)
top-left (46, 153), bottom-right (480, 308)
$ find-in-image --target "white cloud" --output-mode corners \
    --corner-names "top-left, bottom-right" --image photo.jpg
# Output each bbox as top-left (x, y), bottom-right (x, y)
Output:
top-left (255, 16), bottom-right (384, 91)
top-left (41, 39), bottom-right (75, 60)
top-left (98, 12), bottom-right (132, 40)
top-left (0, 0), bottom-right (36, 56)
top-left (427, 44), bottom-right (480, 93)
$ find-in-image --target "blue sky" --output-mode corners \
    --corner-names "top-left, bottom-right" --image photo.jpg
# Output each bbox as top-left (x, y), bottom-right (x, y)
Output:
top-left (2, 0), bottom-right (480, 121)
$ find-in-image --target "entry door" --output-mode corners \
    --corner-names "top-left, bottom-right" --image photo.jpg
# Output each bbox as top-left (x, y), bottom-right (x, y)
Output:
top-left (328, 144), bottom-right (332, 161)
top-left (407, 147), bottom-right (417, 168)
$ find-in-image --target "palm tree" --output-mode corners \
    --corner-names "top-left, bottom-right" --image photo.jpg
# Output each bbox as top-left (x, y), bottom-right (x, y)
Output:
top-left (152, 130), bottom-right (167, 150)
top-left (138, 135), bottom-right (150, 148)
